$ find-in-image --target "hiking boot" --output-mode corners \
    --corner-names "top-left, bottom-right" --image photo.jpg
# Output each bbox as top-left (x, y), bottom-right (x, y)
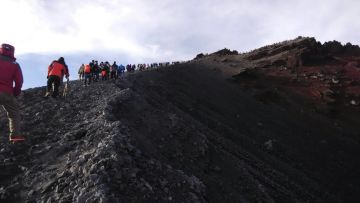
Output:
top-left (44, 92), bottom-right (51, 98)
top-left (9, 135), bottom-right (25, 142)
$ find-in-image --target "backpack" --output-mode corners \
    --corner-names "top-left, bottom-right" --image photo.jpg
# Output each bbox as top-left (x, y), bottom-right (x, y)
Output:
top-left (0, 44), bottom-right (15, 60)
top-left (84, 64), bottom-right (91, 73)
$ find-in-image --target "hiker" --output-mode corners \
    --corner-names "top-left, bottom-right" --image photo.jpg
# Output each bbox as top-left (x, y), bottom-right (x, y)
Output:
top-left (83, 63), bottom-right (92, 86)
top-left (117, 64), bottom-right (125, 78)
top-left (101, 62), bottom-right (108, 81)
top-left (105, 62), bottom-right (111, 80)
top-left (110, 61), bottom-right (118, 79)
top-left (93, 61), bottom-right (100, 82)
top-left (45, 57), bottom-right (69, 98)
top-left (0, 43), bottom-right (24, 142)
top-left (78, 64), bottom-right (85, 81)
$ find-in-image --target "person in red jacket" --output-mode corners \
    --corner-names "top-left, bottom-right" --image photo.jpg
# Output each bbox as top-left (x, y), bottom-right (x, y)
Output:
top-left (0, 43), bottom-right (24, 142)
top-left (44, 57), bottom-right (69, 98)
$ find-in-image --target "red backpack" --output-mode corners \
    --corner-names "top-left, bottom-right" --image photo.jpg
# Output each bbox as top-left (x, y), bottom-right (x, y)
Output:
top-left (0, 44), bottom-right (15, 60)
top-left (84, 64), bottom-right (91, 73)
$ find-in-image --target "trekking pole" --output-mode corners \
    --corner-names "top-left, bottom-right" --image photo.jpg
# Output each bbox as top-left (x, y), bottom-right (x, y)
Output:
top-left (63, 78), bottom-right (70, 98)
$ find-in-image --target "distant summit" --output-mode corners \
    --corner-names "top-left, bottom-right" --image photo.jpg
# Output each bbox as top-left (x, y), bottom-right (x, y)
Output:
top-left (194, 48), bottom-right (239, 60)
top-left (196, 36), bottom-right (360, 61)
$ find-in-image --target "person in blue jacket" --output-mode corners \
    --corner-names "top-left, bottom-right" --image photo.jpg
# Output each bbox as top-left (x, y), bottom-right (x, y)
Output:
top-left (117, 64), bottom-right (125, 78)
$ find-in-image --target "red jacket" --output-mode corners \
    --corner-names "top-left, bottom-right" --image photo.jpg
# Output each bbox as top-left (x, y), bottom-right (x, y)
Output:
top-left (48, 61), bottom-right (68, 78)
top-left (0, 55), bottom-right (23, 96)
top-left (84, 64), bottom-right (91, 73)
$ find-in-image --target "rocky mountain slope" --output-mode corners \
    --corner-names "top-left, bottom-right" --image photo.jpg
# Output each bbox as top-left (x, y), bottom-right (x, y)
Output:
top-left (1, 37), bottom-right (360, 202)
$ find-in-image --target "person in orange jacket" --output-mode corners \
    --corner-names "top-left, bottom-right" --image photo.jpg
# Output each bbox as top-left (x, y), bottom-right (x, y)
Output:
top-left (83, 63), bottom-right (92, 86)
top-left (0, 43), bottom-right (25, 142)
top-left (45, 57), bottom-right (69, 98)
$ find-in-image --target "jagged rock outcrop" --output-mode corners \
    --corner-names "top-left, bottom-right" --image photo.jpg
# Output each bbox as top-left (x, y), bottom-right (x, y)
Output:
top-left (194, 48), bottom-right (238, 60)
top-left (194, 53), bottom-right (206, 60)
top-left (211, 48), bottom-right (238, 56)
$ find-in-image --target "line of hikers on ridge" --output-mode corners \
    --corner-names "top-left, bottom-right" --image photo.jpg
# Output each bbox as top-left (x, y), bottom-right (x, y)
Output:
top-left (78, 60), bottom-right (124, 86)
top-left (77, 60), bottom-right (173, 86)
top-left (44, 57), bottom-right (179, 99)
top-left (43, 58), bottom-right (177, 99)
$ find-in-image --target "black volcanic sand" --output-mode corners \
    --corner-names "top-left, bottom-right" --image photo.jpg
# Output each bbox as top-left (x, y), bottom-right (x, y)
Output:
top-left (0, 61), bottom-right (360, 202)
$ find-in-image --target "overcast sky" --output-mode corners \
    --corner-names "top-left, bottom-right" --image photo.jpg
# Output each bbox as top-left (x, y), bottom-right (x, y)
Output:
top-left (1, 0), bottom-right (359, 88)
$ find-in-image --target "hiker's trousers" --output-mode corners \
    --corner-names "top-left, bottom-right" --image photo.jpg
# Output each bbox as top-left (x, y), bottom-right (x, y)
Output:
top-left (47, 75), bottom-right (61, 98)
top-left (84, 73), bottom-right (92, 85)
top-left (0, 92), bottom-right (20, 135)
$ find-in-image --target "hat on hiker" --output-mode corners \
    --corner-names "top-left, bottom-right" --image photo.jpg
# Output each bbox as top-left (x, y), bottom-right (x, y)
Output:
top-left (0, 43), bottom-right (15, 60)
top-left (58, 57), bottom-right (65, 64)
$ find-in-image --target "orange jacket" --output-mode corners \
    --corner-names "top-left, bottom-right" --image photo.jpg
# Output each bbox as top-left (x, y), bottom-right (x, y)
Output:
top-left (84, 64), bottom-right (91, 73)
top-left (48, 61), bottom-right (66, 78)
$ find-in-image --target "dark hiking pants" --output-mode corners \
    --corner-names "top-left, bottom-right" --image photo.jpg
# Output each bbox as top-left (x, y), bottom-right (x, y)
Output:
top-left (47, 75), bottom-right (61, 98)
top-left (84, 73), bottom-right (92, 85)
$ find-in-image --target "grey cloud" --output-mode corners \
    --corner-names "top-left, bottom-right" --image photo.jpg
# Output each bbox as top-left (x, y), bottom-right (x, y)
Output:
top-left (30, 0), bottom-right (360, 54)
